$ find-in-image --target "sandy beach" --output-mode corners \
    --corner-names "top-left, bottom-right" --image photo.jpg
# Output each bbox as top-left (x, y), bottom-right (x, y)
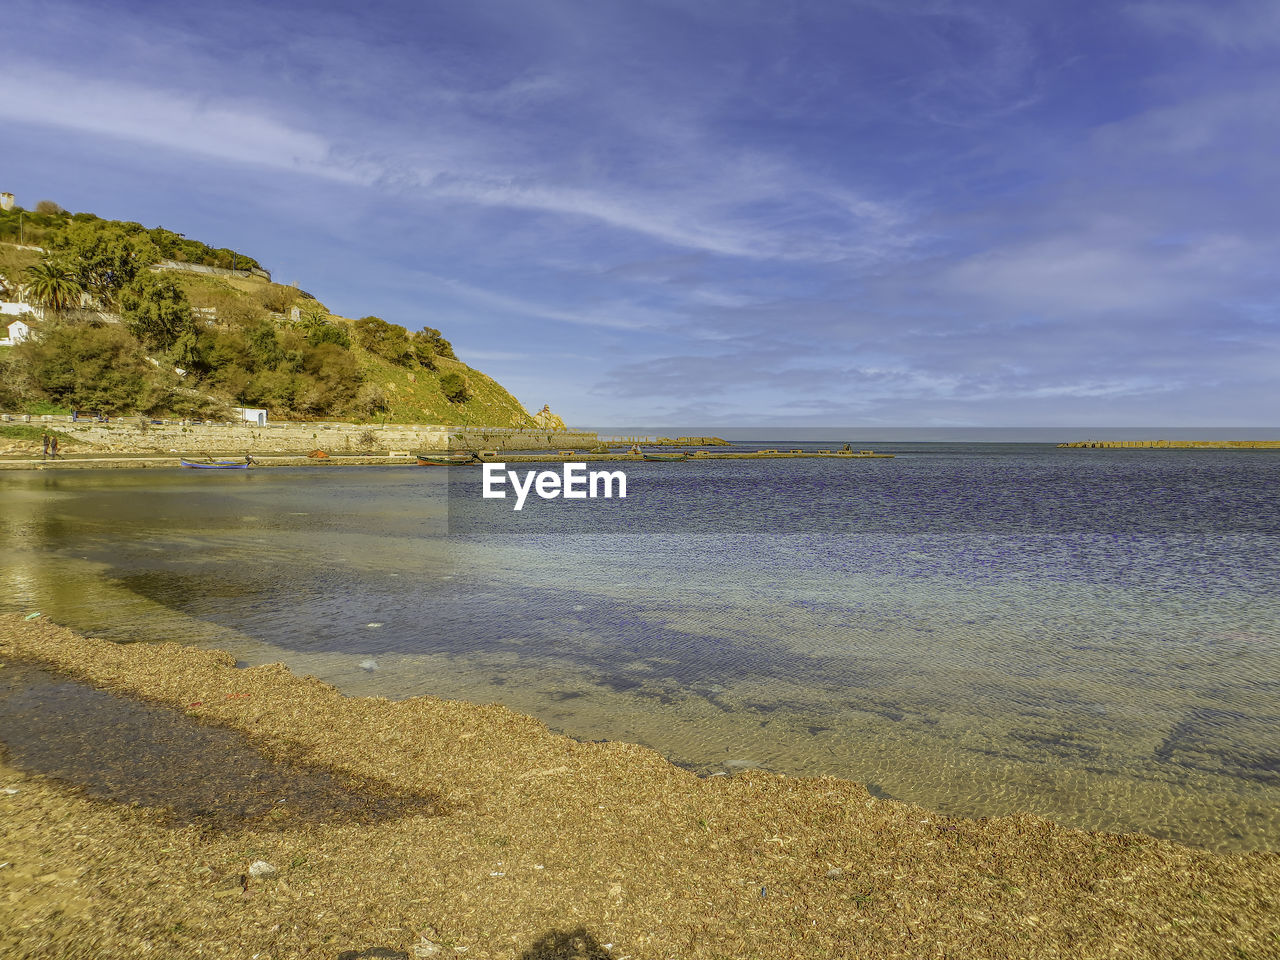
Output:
top-left (1, 614), bottom-right (1277, 959)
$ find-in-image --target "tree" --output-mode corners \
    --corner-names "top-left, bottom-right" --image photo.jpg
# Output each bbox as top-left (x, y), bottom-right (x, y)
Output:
top-left (418, 326), bottom-right (456, 360)
top-left (293, 299), bottom-right (331, 335)
top-left (55, 220), bottom-right (160, 305)
top-left (439, 371), bottom-right (471, 403)
top-left (119, 273), bottom-right (193, 352)
top-left (409, 330), bottom-right (438, 369)
top-left (353, 315), bottom-right (413, 365)
top-left (34, 200), bottom-right (66, 215)
top-left (245, 320), bottom-right (284, 370)
top-left (23, 260), bottom-right (82, 313)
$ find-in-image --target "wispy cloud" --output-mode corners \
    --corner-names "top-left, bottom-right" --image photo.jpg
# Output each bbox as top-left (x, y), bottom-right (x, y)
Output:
top-left (0, 65), bottom-right (369, 183)
top-left (1126, 0), bottom-right (1280, 50)
top-left (413, 272), bottom-right (673, 332)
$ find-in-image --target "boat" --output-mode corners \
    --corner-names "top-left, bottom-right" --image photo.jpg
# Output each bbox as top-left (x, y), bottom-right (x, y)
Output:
top-left (642, 452), bottom-right (689, 462)
top-left (416, 453), bottom-right (480, 466)
top-left (180, 457), bottom-right (251, 470)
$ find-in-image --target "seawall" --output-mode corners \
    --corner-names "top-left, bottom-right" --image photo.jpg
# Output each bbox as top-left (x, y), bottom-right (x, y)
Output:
top-left (2, 416), bottom-right (597, 456)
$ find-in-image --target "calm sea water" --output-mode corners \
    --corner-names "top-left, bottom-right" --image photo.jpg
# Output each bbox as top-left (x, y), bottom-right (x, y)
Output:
top-left (2, 442), bottom-right (1278, 851)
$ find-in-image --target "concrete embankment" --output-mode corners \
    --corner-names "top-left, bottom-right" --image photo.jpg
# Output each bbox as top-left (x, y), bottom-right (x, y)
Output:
top-left (0, 454), bottom-right (420, 470)
top-left (1059, 440), bottom-right (1280, 449)
top-left (0, 417), bottom-right (598, 457)
top-left (0, 450), bottom-right (894, 470)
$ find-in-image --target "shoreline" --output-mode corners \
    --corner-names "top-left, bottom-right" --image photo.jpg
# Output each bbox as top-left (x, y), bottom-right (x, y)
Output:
top-left (2, 614), bottom-right (1277, 958)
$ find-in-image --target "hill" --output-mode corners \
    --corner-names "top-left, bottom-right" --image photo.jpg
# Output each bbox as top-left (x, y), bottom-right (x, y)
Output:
top-left (0, 204), bottom-right (536, 426)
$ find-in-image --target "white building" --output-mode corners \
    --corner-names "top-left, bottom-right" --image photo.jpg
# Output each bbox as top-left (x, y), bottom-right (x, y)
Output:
top-left (233, 407), bottom-right (268, 426)
top-left (0, 193), bottom-right (14, 212)
top-left (0, 318), bottom-right (32, 346)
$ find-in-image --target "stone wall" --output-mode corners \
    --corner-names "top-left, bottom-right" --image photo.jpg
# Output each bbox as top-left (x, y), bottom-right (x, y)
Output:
top-left (152, 260), bottom-right (272, 282)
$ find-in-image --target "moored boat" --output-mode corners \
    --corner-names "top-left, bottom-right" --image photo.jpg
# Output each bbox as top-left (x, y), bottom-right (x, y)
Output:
top-left (180, 457), bottom-right (252, 470)
top-left (642, 452), bottom-right (689, 462)
top-left (416, 453), bottom-right (480, 466)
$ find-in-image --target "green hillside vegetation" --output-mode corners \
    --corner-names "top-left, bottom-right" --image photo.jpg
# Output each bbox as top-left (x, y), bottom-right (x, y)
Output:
top-left (0, 205), bottom-right (535, 426)
top-left (0, 201), bottom-right (262, 274)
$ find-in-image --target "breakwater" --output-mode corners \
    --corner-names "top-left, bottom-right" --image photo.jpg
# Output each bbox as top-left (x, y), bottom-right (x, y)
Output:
top-left (599, 435), bottom-right (731, 446)
top-left (1059, 440), bottom-right (1280, 449)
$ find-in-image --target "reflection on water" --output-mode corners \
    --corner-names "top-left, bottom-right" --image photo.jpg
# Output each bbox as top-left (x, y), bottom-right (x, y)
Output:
top-left (1, 446), bottom-right (1278, 851)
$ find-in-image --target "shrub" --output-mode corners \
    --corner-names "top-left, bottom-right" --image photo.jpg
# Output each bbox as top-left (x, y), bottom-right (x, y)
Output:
top-left (355, 383), bottom-right (388, 417)
top-left (307, 322), bottom-right (351, 349)
top-left (439, 371), bottom-right (471, 403)
top-left (10, 322), bottom-right (154, 414)
top-left (186, 285), bottom-right (265, 328)
top-left (257, 284), bottom-right (300, 314)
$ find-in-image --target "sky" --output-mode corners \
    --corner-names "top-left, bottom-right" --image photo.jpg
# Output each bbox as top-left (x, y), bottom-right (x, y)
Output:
top-left (1, 0), bottom-right (1277, 428)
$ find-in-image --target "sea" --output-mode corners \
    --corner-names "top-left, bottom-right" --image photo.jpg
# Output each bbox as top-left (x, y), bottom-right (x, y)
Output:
top-left (2, 435), bottom-right (1278, 852)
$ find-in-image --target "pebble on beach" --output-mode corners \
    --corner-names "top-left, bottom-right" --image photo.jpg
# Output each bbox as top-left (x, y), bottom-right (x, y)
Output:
top-left (248, 860), bottom-right (276, 877)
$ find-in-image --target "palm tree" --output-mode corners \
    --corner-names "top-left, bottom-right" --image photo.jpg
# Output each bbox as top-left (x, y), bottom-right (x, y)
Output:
top-left (23, 260), bottom-right (83, 314)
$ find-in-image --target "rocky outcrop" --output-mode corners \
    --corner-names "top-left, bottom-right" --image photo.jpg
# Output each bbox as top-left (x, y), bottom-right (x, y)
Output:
top-left (531, 404), bottom-right (567, 430)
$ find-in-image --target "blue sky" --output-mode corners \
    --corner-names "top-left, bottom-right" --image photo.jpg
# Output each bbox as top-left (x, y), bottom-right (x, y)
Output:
top-left (2, 0), bottom-right (1277, 427)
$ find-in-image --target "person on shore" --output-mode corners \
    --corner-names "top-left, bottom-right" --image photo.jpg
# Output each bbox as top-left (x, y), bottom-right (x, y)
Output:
top-left (41, 431), bottom-right (50, 460)
top-left (49, 434), bottom-right (60, 459)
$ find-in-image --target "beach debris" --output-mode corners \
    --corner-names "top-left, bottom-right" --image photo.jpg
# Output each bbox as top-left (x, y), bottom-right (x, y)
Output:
top-left (2, 787), bottom-right (19, 795)
top-left (248, 860), bottom-right (276, 877)
top-left (359, 659), bottom-right (379, 672)
top-left (23, 612), bottom-right (41, 621)
top-left (367, 623), bottom-right (383, 628)
top-left (826, 868), bottom-right (843, 879)
top-left (412, 937), bottom-right (443, 958)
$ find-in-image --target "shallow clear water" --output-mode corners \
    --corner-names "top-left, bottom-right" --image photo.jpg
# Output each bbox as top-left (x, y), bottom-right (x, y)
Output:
top-left (2, 443), bottom-right (1278, 851)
